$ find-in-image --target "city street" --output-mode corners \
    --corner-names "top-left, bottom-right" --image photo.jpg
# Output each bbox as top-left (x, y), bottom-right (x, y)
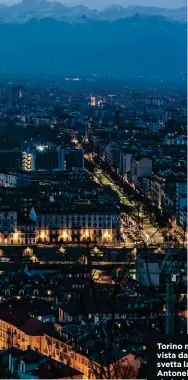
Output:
top-left (85, 154), bottom-right (186, 247)
top-left (88, 158), bottom-right (164, 245)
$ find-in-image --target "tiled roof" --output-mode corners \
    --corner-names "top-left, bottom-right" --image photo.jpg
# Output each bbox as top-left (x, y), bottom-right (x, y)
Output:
top-left (0, 310), bottom-right (29, 327)
top-left (19, 318), bottom-right (43, 336)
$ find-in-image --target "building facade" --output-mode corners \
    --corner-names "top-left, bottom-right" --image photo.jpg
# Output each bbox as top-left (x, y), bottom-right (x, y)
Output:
top-left (131, 158), bottom-right (152, 185)
top-left (36, 210), bottom-right (121, 244)
top-left (176, 182), bottom-right (187, 224)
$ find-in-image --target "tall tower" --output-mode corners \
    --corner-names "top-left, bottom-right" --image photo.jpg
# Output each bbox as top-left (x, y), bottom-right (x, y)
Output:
top-left (18, 85), bottom-right (24, 98)
top-left (90, 94), bottom-right (96, 106)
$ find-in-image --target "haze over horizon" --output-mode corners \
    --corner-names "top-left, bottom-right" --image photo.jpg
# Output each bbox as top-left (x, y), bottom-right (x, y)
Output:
top-left (1, 0), bottom-right (187, 9)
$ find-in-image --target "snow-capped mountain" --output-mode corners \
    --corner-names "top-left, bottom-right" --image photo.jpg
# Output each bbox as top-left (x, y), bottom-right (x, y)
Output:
top-left (0, 0), bottom-right (96, 23)
top-left (0, 0), bottom-right (186, 23)
top-left (0, 13), bottom-right (186, 79)
top-left (98, 5), bottom-right (187, 22)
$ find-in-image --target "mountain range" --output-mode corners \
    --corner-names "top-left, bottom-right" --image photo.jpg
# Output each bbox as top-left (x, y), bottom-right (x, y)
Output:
top-left (0, 0), bottom-right (186, 23)
top-left (0, 0), bottom-right (186, 79)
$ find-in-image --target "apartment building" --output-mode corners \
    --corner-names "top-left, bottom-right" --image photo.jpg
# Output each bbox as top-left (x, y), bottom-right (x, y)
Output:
top-left (36, 203), bottom-right (121, 244)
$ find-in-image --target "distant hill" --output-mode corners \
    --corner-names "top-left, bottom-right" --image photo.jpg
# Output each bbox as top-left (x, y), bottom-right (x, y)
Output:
top-left (0, 16), bottom-right (186, 79)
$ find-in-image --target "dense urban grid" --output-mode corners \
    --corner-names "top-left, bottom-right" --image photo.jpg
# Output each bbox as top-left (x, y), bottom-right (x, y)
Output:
top-left (0, 78), bottom-right (186, 379)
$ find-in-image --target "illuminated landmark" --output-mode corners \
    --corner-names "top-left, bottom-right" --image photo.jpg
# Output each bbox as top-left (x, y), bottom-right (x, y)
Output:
top-left (90, 95), bottom-right (96, 106)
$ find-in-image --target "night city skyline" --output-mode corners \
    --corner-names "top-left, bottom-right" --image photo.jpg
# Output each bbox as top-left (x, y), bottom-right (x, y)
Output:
top-left (0, 0), bottom-right (187, 379)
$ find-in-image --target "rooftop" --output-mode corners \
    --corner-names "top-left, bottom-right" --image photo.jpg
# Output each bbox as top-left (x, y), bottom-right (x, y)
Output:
top-left (32, 358), bottom-right (83, 379)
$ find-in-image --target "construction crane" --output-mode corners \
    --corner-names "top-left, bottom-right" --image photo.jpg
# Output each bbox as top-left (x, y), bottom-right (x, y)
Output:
top-left (119, 220), bottom-right (183, 335)
top-left (160, 253), bottom-right (177, 335)
top-left (136, 249), bottom-right (179, 335)
top-left (136, 227), bottom-right (184, 335)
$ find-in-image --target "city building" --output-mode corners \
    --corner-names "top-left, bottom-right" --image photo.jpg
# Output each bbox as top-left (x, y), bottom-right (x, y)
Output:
top-left (36, 203), bottom-right (121, 244)
top-left (0, 347), bottom-right (83, 379)
top-left (90, 95), bottom-right (96, 107)
top-left (179, 208), bottom-right (187, 231)
top-left (0, 173), bottom-right (17, 188)
top-left (64, 149), bottom-right (84, 171)
top-left (150, 175), bottom-right (165, 209)
top-left (0, 151), bottom-right (23, 172)
top-left (176, 182), bottom-right (187, 225)
top-left (12, 85), bottom-right (24, 100)
top-left (0, 224), bottom-right (35, 246)
top-left (0, 313), bottom-right (42, 352)
top-left (0, 299), bottom-right (139, 379)
top-left (131, 158), bottom-right (152, 185)
top-left (22, 147), bottom-right (84, 172)
top-left (0, 209), bottom-right (17, 234)
top-left (120, 151), bottom-right (132, 178)
top-left (33, 146), bottom-right (62, 171)
top-left (22, 152), bottom-right (35, 172)
top-left (105, 143), bottom-right (120, 169)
